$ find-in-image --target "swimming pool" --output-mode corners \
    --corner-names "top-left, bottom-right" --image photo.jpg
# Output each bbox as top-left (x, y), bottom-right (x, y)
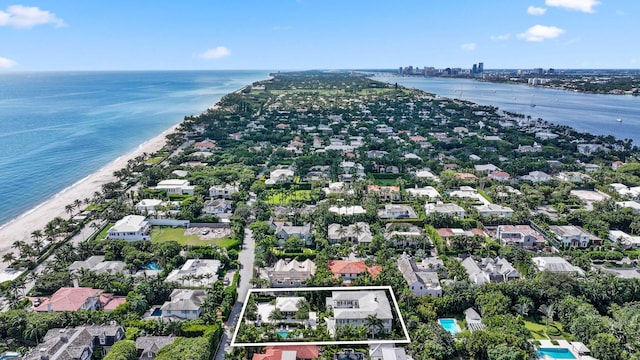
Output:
top-left (537, 348), bottom-right (576, 359)
top-left (151, 308), bottom-right (162, 317)
top-left (277, 330), bottom-right (290, 338)
top-left (438, 318), bottom-right (461, 335)
top-left (0, 352), bottom-right (20, 360)
top-left (144, 262), bottom-right (162, 270)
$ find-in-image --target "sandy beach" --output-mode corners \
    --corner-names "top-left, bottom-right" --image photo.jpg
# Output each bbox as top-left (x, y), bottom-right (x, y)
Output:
top-left (0, 123), bottom-right (179, 272)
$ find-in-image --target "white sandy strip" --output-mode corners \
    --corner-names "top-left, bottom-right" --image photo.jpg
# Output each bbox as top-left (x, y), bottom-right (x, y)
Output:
top-left (0, 124), bottom-right (179, 273)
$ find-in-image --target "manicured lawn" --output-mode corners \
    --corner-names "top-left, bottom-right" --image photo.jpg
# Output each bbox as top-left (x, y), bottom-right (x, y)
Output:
top-left (151, 226), bottom-right (236, 248)
top-left (524, 319), bottom-right (568, 340)
top-left (93, 224), bottom-right (114, 241)
top-left (145, 156), bottom-right (165, 165)
top-left (524, 319), bottom-right (548, 340)
top-left (267, 190), bottom-right (312, 205)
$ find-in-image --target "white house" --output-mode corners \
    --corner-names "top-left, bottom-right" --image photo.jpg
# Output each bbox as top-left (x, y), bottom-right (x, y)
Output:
top-left (461, 257), bottom-right (520, 286)
top-left (135, 199), bottom-right (164, 213)
top-left (265, 168), bottom-right (295, 185)
top-left (154, 179), bottom-right (195, 195)
top-left (532, 257), bottom-right (584, 275)
top-left (397, 255), bottom-right (442, 297)
top-left (496, 225), bottom-right (545, 249)
top-left (107, 215), bottom-right (151, 241)
top-left (406, 186), bottom-right (441, 200)
top-left (165, 259), bottom-right (221, 287)
top-left (271, 221), bottom-right (313, 245)
top-left (328, 223), bottom-right (372, 244)
top-left (616, 201), bottom-right (640, 213)
top-left (328, 205), bottom-right (366, 216)
top-left (609, 230), bottom-right (640, 248)
top-left (268, 259), bottom-right (316, 287)
top-left (160, 289), bottom-right (207, 320)
top-left (520, 171), bottom-right (552, 182)
top-left (378, 204), bottom-right (416, 219)
top-left (203, 199), bottom-right (233, 214)
top-left (548, 225), bottom-right (601, 248)
top-left (425, 203), bottom-right (465, 218)
top-left (327, 290), bottom-right (393, 334)
top-left (475, 204), bottom-right (514, 218)
top-left (385, 223), bottom-right (424, 247)
top-left (209, 184), bottom-right (238, 199)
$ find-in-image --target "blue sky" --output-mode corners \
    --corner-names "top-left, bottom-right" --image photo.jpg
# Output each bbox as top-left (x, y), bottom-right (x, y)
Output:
top-left (1, 0), bottom-right (637, 71)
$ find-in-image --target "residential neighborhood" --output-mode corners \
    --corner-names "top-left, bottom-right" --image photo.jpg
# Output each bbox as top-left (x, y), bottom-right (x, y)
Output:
top-left (1, 72), bottom-right (640, 360)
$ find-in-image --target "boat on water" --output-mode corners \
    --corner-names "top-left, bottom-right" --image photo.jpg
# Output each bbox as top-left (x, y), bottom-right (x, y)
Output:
top-left (617, 118), bottom-right (622, 123)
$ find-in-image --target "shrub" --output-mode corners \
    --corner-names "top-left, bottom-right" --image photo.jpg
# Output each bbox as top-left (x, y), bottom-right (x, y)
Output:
top-left (104, 339), bottom-right (137, 360)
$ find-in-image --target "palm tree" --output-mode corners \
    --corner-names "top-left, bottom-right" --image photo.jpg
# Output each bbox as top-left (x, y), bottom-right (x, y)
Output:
top-left (365, 314), bottom-right (385, 338)
top-left (65, 203), bottom-right (75, 217)
top-left (512, 302), bottom-right (531, 317)
top-left (538, 304), bottom-right (555, 331)
top-left (73, 199), bottom-right (83, 211)
top-left (2, 252), bottom-right (16, 266)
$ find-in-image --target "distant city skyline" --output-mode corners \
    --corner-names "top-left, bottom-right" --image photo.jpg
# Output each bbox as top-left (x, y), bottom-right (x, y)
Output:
top-left (1, 0), bottom-right (638, 71)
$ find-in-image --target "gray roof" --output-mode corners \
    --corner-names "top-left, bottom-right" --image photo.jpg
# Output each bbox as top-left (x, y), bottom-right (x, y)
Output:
top-left (161, 289), bottom-right (207, 312)
top-left (330, 290), bottom-right (393, 320)
top-left (136, 336), bottom-right (176, 354)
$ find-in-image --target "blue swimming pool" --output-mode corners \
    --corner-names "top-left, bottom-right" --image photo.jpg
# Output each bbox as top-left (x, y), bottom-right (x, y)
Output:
top-left (0, 352), bottom-right (20, 360)
top-left (151, 308), bottom-right (162, 317)
top-left (537, 348), bottom-right (576, 359)
top-left (144, 262), bottom-right (162, 270)
top-left (438, 318), bottom-right (461, 335)
top-left (277, 330), bottom-right (290, 338)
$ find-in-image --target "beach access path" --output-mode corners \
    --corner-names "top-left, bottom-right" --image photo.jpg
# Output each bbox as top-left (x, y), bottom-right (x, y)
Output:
top-left (0, 124), bottom-right (180, 274)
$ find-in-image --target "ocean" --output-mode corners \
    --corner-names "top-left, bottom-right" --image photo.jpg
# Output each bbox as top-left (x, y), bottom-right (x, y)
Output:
top-left (0, 70), bottom-right (270, 226)
top-left (376, 75), bottom-right (640, 144)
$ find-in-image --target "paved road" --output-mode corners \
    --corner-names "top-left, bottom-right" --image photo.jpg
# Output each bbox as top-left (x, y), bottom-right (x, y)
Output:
top-left (214, 195), bottom-right (256, 360)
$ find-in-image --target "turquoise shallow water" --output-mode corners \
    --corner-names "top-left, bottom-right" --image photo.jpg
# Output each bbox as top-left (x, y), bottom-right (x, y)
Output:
top-left (0, 70), bottom-right (270, 226)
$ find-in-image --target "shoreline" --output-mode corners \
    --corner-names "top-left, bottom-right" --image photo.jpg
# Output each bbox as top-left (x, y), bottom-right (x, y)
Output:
top-left (0, 123), bottom-right (179, 272)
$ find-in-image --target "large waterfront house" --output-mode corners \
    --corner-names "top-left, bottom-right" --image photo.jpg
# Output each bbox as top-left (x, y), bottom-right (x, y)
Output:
top-left (475, 204), bottom-right (514, 218)
top-left (271, 221), bottom-right (313, 245)
top-left (107, 215), bottom-right (151, 241)
top-left (154, 179), bottom-right (195, 195)
top-left (326, 290), bottom-right (393, 334)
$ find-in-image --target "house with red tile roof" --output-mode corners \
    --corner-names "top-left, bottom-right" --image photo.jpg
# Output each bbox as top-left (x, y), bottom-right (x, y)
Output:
top-left (328, 260), bottom-right (381, 284)
top-left (34, 287), bottom-right (123, 312)
top-left (194, 140), bottom-right (216, 151)
top-left (253, 345), bottom-right (319, 360)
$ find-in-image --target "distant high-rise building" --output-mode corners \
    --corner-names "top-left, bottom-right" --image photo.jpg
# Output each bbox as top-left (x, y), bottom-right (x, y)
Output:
top-left (478, 62), bottom-right (484, 73)
top-left (472, 64), bottom-right (478, 74)
top-left (399, 67), bottom-right (403, 74)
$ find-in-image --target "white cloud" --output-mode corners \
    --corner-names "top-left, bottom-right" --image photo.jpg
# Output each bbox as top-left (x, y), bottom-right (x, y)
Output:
top-left (0, 5), bottom-right (65, 29)
top-left (460, 43), bottom-right (477, 51)
top-left (0, 56), bottom-right (17, 68)
top-left (518, 25), bottom-right (565, 42)
top-left (545, 0), bottom-right (600, 13)
top-left (198, 46), bottom-right (231, 60)
top-left (490, 33), bottom-right (511, 41)
top-left (527, 6), bottom-right (547, 15)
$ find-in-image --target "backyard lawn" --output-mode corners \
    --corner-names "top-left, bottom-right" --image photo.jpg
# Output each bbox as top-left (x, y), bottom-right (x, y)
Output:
top-left (267, 190), bottom-right (312, 205)
top-left (524, 319), bottom-right (569, 340)
top-left (151, 226), bottom-right (237, 248)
